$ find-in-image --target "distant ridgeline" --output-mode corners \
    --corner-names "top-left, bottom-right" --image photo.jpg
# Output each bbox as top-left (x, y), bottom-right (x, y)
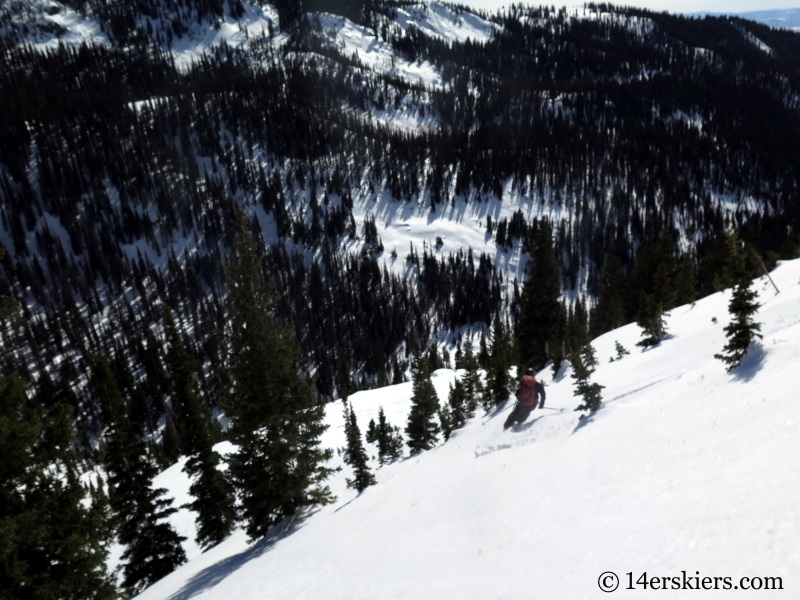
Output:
top-left (1, 0), bottom-right (800, 454)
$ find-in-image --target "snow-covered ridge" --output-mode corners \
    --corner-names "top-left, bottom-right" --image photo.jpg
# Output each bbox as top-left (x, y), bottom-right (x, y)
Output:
top-left (131, 258), bottom-right (800, 599)
top-left (0, 0), bottom-right (108, 49)
top-left (1, 0), bottom-right (284, 69)
top-left (394, 2), bottom-right (500, 44)
top-left (317, 13), bottom-right (445, 89)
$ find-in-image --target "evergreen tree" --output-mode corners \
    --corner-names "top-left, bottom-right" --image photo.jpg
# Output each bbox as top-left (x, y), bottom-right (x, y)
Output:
top-left (516, 220), bottom-right (564, 369)
top-left (426, 342), bottom-right (444, 373)
top-left (161, 415), bottom-right (182, 466)
top-left (391, 359), bottom-right (404, 384)
top-left (224, 208), bottom-right (334, 540)
top-left (590, 244), bottom-right (626, 338)
top-left (0, 374), bottom-right (117, 600)
top-left (635, 292), bottom-right (668, 348)
top-left (164, 309), bottom-right (235, 549)
top-left (374, 406), bottom-right (403, 464)
top-left (628, 233), bottom-right (690, 348)
top-left (570, 347), bottom-right (604, 413)
top-left (405, 352), bottom-right (440, 453)
top-left (376, 367), bottom-right (389, 388)
top-left (460, 340), bottom-right (482, 414)
top-left (90, 355), bottom-right (186, 594)
top-left (335, 353), bottom-right (352, 403)
top-left (481, 314), bottom-right (513, 410)
top-left (439, 377), bottom-right (471, 440)
top-left (365, 418), bottom-right (378, 444)
top-left (478, 328), bottom-right (489, 368)
top-left (714, 247), bottom-right (763, 371)
top-left (614, 341), bottom-right (630, 361)
top-left (341, 404), bottom-right (376, 493)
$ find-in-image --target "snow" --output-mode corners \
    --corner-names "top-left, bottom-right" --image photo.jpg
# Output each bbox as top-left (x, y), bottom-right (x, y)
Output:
top-left (167, 3), bottom-right (284, 70)
top-left (394, 3), bottom-right (501, 44)
top-left (0, 0), bottom-right (109, 49)
top-left (130, 258), bottom-right (800, 599)
top-left (318, 13), bottom-right (444, 88)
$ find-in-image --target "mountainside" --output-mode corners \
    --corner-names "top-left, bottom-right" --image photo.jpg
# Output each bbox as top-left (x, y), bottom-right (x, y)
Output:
top-left (2, 0), bottom-right (800, 472)
top-left (132, 257), bottom-right (800, 599)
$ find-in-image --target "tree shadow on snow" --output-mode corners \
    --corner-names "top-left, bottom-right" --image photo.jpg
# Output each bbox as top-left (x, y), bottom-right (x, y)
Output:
top-left (730, 342), bottom-right (766, 383)
top-left (166, 511), bottom-right (315, 600)
top-left (572, 411), bottom-right (597, 434)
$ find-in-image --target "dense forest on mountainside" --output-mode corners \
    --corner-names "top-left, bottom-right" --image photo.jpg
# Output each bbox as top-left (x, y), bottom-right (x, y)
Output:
top-left (1, 0), bottom-right (800, 457)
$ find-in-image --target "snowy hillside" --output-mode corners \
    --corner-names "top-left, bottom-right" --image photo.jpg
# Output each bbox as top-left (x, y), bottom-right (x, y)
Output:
top-left (131, 259), bottom-right (800, 599)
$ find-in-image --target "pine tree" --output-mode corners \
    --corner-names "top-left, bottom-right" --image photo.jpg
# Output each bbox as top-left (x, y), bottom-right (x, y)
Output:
top-left (90, 355), bottom-right (186, 594)
top-left (405, 352), bottom-right (440, 453)
top-left (570, 347), bottom-right (604, 413)
top-left (460, 340), bottom-right (482, 414)
top-left (439, 377), bottom-right (471, 440)
top-left (161, 415), bottom-right (182, 466)
top-left (516, 220), bottom-right (564, 369)
top-left (374, 406), bottom-right (403, 464)
top-left (636, 292), bottom-right (667, 348)
top-left (478, 328), bottom-right (489, 368)
top-left (481, 314), bottom-right (512, 410)
top-left (614, 341), bottom-right (630, 361)
top-left (341, 404), bottom-right (376, 493)
top-left (365, 418), bottom-right (378, 444)
top-left (164, 309), bottom-right (235, 549)
top-left (0, 373), bottom-right (117, 600)
top-left (590, 243), bottom-right (626, 338)
top-left (224, 208), bottom-right (334, 540)
top-left (714, 248), bottom-right (762, 372)
top-left (391, 359), bottom-right (404, 384)
top-left (335, 353), bottom-right (352, 402)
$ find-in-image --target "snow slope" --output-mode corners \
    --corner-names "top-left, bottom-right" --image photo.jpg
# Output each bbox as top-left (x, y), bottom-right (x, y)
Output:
top-left (129, 258), bottom-right (799, 599)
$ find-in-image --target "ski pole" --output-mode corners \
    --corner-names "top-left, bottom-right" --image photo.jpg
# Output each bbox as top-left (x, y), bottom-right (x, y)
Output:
top-left (540, 406), bottom-right (560, 411)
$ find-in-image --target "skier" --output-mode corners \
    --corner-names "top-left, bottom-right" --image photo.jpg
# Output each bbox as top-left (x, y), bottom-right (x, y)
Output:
top-left (503, 367), bottom-right (546, 431)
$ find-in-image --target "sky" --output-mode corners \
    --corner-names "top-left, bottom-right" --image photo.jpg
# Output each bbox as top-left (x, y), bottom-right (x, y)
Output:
top-left (458, 0), bottom-right (800, 16)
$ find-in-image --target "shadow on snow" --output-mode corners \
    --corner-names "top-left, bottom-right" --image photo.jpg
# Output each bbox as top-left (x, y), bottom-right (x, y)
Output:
top-left (166, 511), bottom-right (316, 600)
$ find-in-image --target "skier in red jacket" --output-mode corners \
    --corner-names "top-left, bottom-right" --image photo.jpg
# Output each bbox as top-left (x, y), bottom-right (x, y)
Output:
top-left (503, 367), bottom-right (546, 430)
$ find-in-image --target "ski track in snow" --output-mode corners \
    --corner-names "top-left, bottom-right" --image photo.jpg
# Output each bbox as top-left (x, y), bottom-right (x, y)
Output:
top-left (128, 258), bottom-right (800, 600)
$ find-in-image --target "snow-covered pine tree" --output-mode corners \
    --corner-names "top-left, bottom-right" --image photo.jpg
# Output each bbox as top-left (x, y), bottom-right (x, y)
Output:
top-left (342, 403), bottom-right (376, 493)
top-left (90, 355), bottom-right (186, 594)
top-left (164, 308), bottom-right (236, 549)
top-left (570, 346), bottom-right (605, 414)
top-left (405, 352), bottom-right (440, 453)
top-left (224, 208), bottom-right (334, 540)
top-left (714, 245), bottom-right (763, 371)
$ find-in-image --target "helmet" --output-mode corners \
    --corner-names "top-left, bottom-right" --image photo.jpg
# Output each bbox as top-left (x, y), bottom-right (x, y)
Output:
top-left (524, 367), bottom-right (535, 376)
